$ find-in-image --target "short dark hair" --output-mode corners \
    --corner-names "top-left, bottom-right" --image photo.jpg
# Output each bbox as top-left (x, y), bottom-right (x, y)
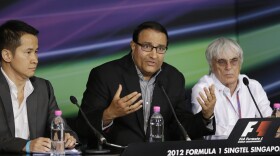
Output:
top-left (0, 20), bottom-right (39, 54)
top-left (132, 21), bottom-right (169, 46)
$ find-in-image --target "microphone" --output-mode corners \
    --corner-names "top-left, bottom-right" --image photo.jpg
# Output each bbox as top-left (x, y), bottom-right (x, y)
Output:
top-left (157, 81), bottom-right (190, 141)
top-left (70, 96), bottom-right (127, 153)
top-left (242, 77), bottom-right (263, 118)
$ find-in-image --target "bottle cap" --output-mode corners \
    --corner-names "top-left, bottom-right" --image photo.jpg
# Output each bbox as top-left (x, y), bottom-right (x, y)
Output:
top-left (153, 106), bottom-right (160, 113)
top-left (273, 103), bottom-right (280, 109)
top-left (55, 110), bottom-right (62, 116)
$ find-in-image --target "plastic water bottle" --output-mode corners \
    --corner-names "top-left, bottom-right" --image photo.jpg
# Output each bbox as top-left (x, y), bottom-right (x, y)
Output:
top-left (149, 106), bottom-right (164, 142)
top-left (51, 110), bottom-right (65, 155)
top-left (271, 103), bottom-right (280, 138)
top-left (271, 103), bottom-right (280, 118)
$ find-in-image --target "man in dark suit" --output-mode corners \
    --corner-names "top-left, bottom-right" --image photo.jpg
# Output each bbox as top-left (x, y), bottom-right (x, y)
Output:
top-left (77, 21), bottom-right (216, 148)
top-left (0, 20), bottom-right (78, 153)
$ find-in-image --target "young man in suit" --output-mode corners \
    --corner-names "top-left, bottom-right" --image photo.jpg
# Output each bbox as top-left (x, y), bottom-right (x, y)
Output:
top-left (0, 20), bottom-right (78, 153)
top-left (77, 21), bottom-right (216, 148)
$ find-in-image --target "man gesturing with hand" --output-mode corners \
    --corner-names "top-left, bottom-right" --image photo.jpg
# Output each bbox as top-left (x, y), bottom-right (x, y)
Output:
top-left (76, 21), bottom-right (215, 149)
top-left (103, 84), bottom-right (143, 127)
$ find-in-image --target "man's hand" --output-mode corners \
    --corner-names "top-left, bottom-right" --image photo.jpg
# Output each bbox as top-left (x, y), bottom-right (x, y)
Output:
top-left (196, 84), bottom-right (216, 119)
top-left (103, 84), bottom-right (143, 125)
top-left (23, 137), bottom-right (51, 153)
top-left (64, 133), bottom-right (76, 149)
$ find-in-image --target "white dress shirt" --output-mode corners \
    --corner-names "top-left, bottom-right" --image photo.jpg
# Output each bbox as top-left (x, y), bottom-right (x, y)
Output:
top-left (1, 68), bottom-right (34, 140)
top-left (191, 73), bottom-right (272, 139)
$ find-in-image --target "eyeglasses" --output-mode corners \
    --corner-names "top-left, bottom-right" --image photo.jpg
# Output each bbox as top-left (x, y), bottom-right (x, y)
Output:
top-left (134, 42), bottom-right (167, 54)
top-left (215, 57), bottom-right (240, 67)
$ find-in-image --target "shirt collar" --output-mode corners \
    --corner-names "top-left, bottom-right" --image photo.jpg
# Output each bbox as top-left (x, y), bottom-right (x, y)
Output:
top-left (135, 65), bottom-right (161, 81)
top-left (1, 67), bottom-right (17, 93)
top-left (1, 67), bottom-right (34, 97)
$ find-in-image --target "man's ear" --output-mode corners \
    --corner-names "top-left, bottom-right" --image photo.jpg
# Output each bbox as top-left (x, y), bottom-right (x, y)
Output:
top-left (1, 49), bottom-right (12, 62)
top-left (130, 41), bottom-right (135, 53)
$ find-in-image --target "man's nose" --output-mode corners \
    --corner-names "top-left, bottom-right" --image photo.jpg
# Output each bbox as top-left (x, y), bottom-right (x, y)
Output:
top-left (149, 48), bottom-right (158, 58)
top-left (225, 61), bottom-right (232, 69)
top-left (31, 53), bottom-right (38, 64)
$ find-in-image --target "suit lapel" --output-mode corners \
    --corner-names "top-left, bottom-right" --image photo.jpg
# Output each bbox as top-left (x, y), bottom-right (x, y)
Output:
top-left (123, 74), bottom-right (144, 132)
top-left (122, 54), bottom-right (145, 135)
top-left (0, 72), bottom-right (15, 137)
top-left (26, 77), bottom-right (38, 139)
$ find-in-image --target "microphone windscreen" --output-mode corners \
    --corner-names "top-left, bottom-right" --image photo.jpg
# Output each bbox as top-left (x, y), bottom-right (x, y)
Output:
top-left (70, 96), bottom-right (78, 104)
top-left (243, 77), bottom-right (249, 86)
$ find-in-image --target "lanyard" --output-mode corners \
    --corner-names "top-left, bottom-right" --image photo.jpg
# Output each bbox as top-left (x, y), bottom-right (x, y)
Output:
top-left (223, 90), bottom-right (241, 118)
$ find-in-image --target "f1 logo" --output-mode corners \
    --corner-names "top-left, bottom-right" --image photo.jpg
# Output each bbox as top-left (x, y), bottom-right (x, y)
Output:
top-left (241, 121), bottom-right (258, 137)
top-left (241, 121), bottom-right (272, 137)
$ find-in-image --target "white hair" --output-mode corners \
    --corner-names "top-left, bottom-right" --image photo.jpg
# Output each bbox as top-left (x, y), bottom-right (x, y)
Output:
top-left (205, 37), bottom-right (243, 72)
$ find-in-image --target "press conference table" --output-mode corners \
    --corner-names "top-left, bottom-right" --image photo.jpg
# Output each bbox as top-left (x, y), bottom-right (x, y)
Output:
top-left (86, 118), bottom-right (279, 156)
top-left (72, 138), bottom-right (279, 156)
top-left (2, 138), bottom-right (279, 156)
top-left (1, 118), bottom-right (279, 155)
top-left (121, 118), bottom-right (280, 156)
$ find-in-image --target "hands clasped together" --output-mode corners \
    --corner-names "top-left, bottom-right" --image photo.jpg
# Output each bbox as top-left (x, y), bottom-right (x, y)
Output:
top-left (24, 133), bottom-right (76, 153)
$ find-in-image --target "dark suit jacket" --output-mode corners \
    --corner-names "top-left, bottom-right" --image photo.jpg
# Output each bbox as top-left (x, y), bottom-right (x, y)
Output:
top-left (0, 71), bottom-right (78, 153)
top-left (77, 53), bottom-right (214, 146)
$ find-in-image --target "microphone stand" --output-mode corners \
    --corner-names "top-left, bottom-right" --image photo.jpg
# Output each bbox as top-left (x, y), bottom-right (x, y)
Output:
top-left (71, 97), bottom-right (110, 154)
top-left (245, 85), bottom-right (263, 118)
top-left (158, 84), bottom-right (190, 141)
top-left (70, 96), bottom-right (127, 154)
top-left (243, 78), bottom-right (263, 118)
